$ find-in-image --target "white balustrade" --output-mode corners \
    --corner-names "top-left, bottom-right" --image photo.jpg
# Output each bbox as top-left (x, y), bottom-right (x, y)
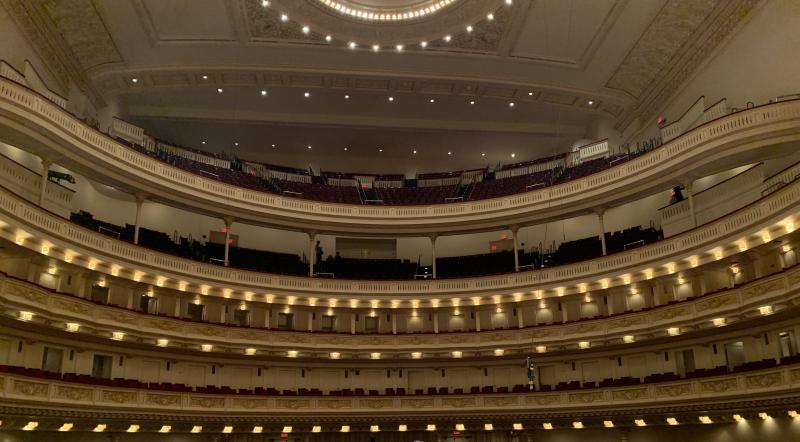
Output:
top-left (2, 77), bottom-right (800, 235)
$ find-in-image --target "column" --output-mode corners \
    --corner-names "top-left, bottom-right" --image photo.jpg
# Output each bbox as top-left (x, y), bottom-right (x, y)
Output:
top-left (517, 308), bottom-right (524, 328)
top-left (391, 313), bottom-right (397, 334)
top-left (429, 234), bottom-right (438, 279)
top-left (126, 291), bottom-right (135, 309)
top-left (433, 312), bottom-right (439, 333)
top-left (308, 311), bottom-right (313, 332)
top-left (133, 194), bottom-right (145, 245)
top-left (38, 158), bottom-right (52, 207)
top-left (308, 232), bottom-right (317, 276)
top-left (220, 302), bottom-right (227, 323)
top-left (561, 302), bottom-right (568, 323)
top-left (223, 217), bottom-right (233, 266)
top-left (474, 309), bottom-right (481, 332)
top-left (511, 225), bottom-right (520, 272)
top-left (350, 313), bottom-right (356, 334)
top-left (684, 180), bottom-right (697, 228)
top-left (173, 294), bottom-right (181, 317)
top-left (264, 309), bottom-right (271, 328)
top-left (595, 208), bottom-right (607, 256)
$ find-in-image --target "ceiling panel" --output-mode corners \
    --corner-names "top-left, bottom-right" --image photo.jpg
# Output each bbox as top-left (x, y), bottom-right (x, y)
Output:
top-left (510, 0), bottom-right (619, 65)
top-left (140, 0), bottom-right (237, 42)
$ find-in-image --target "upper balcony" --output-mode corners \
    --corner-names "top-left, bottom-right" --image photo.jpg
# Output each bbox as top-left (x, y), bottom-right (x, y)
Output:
top-left (1, 76), bottom-right (800, 235)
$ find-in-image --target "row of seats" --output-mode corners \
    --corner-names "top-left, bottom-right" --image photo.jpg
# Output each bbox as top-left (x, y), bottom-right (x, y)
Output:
top-left (2, 357), bottom-right (794, 397)
top-left (115, 132), bottom-right (662, 206)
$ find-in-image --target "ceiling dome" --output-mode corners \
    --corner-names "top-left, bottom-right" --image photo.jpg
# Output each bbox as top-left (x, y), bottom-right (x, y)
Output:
top-left (317, 0), bottom-right (458, 22)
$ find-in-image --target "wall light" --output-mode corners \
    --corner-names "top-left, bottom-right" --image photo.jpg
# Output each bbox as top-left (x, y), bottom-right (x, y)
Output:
top-left (340, 425), bottom-right (350, 432)
top-left (484, 423), bottom-right (494, 431)
top-left (201, 344), bottom-right (213, 352)
top-left (572, 421), bottom-right (584, 429)
top-left (712, 318), bottom-right (726, 327)
top-left (287, 350), bottom-right (298, 358)
top-left (22, 422), bottom-right (38, 431)
top-left (252, 426), bottom-right (263, 433)
top-left (759, 412), bottom-right (770, 420)
top-left (536, 345), bottom-right (546, 353)
top-left (666, 417), bottom-right (678, 425)
top-left (579, 341), bottom-right (590, 349)
top-left (19, 311), bottom-right (33, 321)
top-left (513, 423), bottom-right (523, 430)
top-left (398, 424), bottom-right (407, 431)
top-left (493, 349), bottom-right (505, 356)
top-left (245, 348), bottom-right (256, 355)
top-left (634, 419), bottom-right (646, 427)
top-left (311, 426), bottom-right (321, 433)
top-left (788, 410), bottom-right (798, 418)
top-left (733, 414), bottom-right (745, 422)
top-left (455, 424), bottom-right (466, 431)
top-left (65, 323), bottom-right (80, 333)
top-left (92, 424), bottom-right (107, 432)
top-left (667, 327), bottom-right (680, 336)
top-left (58, 423), bottom-right (73, 432)
top-left (330, 352), bottom-right (341, 359)
top-left (411, 352), bottom-right (422, 359)
top-left (603, 420), bottom-right (614, 428)
top-left (623, 335), bottom-right (635, 343)
top-left (156, 339), bottom-right (169, 347)
top-left (426, 424), bottom-right (436, 431)
top-left (542, 422), bottom-right (553, 430)
top-left (190, 425), bottom-right (202, 433)
top-left (370, 425), bottom-right (380, 432)
top-left (281, 426), bottom-right (292, 433)
top-left (699, 416), bottom-right (712, 424)
top-left (126, 424), bottom-right (140, 433)
top-left (222, 426), bottom-right (233, 433)
top-left (452, 351), bottom-right (463, 358)
top-left (370, 352), bottom-right (381, 359)
top-left (158, 425), bottom-right (171, 433)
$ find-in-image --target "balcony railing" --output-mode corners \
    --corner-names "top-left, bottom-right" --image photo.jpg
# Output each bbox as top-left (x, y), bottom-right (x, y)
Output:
top-left (2, 77), bottom-right (799, 234)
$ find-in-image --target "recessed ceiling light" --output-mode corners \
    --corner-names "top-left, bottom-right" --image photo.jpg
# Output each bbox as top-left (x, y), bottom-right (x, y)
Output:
top-left (388, 96), bottom-right (394, 102)
top-left (261, 0), bottom-right (269, 6)
top-left (131, 78), bottom-right (138, 83)
top-left (202, 141), bottom-right (206, 145)
top-left (505, 0), bottom-right (513, 5)
top-left (372, 44), bottom-right (380, 51)
top-left (447, 151), bottom-right (452, 155)
top-left (349, 41), bottom-right (357, 49)
top-left (588, 100), bottom-right (594, 105)
top-left (344, 94), bottom-right (350, 99)
top-left (528, 91), bottom-right (534, 96)
top-left (511, 153), bottom-right (516, 158)
top-left (260, 90), bottom-right (267, 96)
top-left (304, 92), bottom-right (310, 98)
top-left (487, 13), bottom-right (494, 20)
top-left (307, 145), bottom-right (312, 149)
top-left (429, 98), bottom-right (435, 103)
top-left (302, 26), bottom-right (310, 34)
top-left (481, 153), bottom-right (486, 156)
top-left (234, 142), bottom-right (239, 146)
top-left (466, 25), bottom-right (473, 32)
top-left (202, 75), bottom-right (208, 80)
top-left (412, 149), bottom-right (417, 154)
top-left (396, 44), bottom-right (404, 52)
top-left (280, 14), bottom-right (288, 21)
top-left (271, 144), bottom-right (276, 148)
top-left (444, 35), bottom-right (452, 42)
top-left (378, 148), bottom-right (383, 152)
top-left (325, 35), bottom-right (332, 42)
top-left (217, 88), bottom-right (223, 93)
top-left (344, 147), bottom-right (348, 151)
top-left (469, 100), bottom-right (475, 105)
top-left (509, 102), bottom-right (515, 107)
top-left (420, 41), bottom-right (428, 48)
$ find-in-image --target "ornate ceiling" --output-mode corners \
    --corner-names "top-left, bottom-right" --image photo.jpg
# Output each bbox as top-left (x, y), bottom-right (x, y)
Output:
top-left (0, 0), bottom-right (763, 172)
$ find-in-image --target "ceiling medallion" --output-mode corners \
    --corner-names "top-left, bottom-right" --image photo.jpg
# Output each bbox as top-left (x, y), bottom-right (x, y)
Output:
top-left (318, 0), bottom-right (459, 21)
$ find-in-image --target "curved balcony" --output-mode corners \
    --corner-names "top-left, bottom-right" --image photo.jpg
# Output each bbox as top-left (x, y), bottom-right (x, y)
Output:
top-left (0, 363), bottom-right (797, 425)
top-left (1, 77), bottom-right (799, 235)
top-left (2, 266), bottom-right (797, 354)
top-left (0, 174), bottom-right (797, 304)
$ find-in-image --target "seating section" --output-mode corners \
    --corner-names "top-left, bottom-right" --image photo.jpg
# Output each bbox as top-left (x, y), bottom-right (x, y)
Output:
top-left (273, 179), bottom-right (361, 204)
top-left (70, 210), bottom-right (662, 279)
top-left (2, 356), bottom-right (794, 397)
top-left (374, 185), bottom-right (459, 205)
top-left (108, 126), bottom-right (663, 207)
top-left (469, 170), bottom-right (555, 200)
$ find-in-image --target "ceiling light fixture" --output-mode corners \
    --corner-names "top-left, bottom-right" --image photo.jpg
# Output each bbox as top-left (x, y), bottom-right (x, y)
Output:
top-left (343, 147), bottom-right (348, 151)
top-left (344, 94), bottom-right (350, 99)
top-left (505, 0), bottom-right (513, 5)
top-left (481, 153), bottom-right (486, 157)
top-left (307, 145), bottom-right (312, 150)
top-left (262, 0), bottom-right (269, 6)
top-left (261, 90), bottom-right (267, 96)
top-left (325, 35), bottom-right (332, 42)
top-left (466, 25), bottom-right (473, 32)
top-left (349, 41), bottom-right (357, 49)
top-left (388, 96), bottom-right (394, 102)
top-left (487, 12), bottom-right (494, 20)
top-left (372, 44), bottom-right (380, 51)
top-left (217, 88), bottom-right (223, 94)
top-left (511, 153), bottom-right (516, 158)
top-left (444, 35), bottom-right (452, 42)
top-left (509, 102), bottom-right (515, 107)
top-left (412, 149), bottom-right (417, 154)
top-left (302, 26), bottom-right (310, 34)
top-left (396, 44), bottom-right (404, 51)
top-left (280, 14), bottom-right (288, 21)
top-left (447, 151), bottom-right (452, 156)
top-left (201, 141), bottom-right (206, 145)
top-left (588, 100), bottom-right (594, 105)
top-left (202, 75), bottom-right (208, 80)
top-left (469, 100), bottom-right (475, 104)
top-left (420, 41), bottom-right (428, 48)
top-left (304, 91), bottom-right (310, 98)
top-left (429, 98), bottom-right (435, 103)
top-left (131, 78), bottom-right (138, 84)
